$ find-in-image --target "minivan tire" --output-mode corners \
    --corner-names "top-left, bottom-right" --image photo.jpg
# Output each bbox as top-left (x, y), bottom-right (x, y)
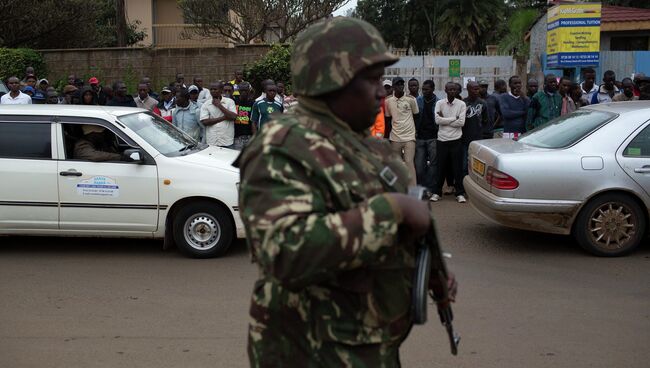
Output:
top-left (172, 202), bottom-right (234, 258)
top-left (573, 193), bottom-right (646, 257)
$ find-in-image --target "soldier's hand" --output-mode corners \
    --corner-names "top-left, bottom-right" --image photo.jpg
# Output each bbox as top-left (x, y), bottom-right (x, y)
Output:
top-left (388, 193), bottom-right (431, 238)
top-left (429, 270), bottom-right (458, 307)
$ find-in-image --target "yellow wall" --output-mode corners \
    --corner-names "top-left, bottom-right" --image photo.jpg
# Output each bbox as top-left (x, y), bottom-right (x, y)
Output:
top-left (154, 0), bottom-right (185, 24)
top-left (126, 0), bottom-right (153, 46)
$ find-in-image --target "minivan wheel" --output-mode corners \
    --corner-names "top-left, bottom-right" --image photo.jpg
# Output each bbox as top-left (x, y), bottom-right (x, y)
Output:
top-left (173, 202), bottom-right (233, 258)
top-left (573, 194), bottom-right (646, 257)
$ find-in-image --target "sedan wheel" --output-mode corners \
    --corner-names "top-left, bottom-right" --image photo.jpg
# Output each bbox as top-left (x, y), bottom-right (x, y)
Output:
top-left (574, 194), bottom-right (646, 256)
top-left (173, 202), bottom-right (234, 258)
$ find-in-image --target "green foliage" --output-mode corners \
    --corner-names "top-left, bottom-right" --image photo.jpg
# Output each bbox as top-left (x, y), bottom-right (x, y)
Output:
top-left (0, 0), bottom-right (146, 49)
top-left (435, 0), bottom-right (506, 52)
top-left (498, 8), bottom-right (540, 57)
top-left (0, 48), bottom-right (46, 81)
top-left (244, 45), bottom-right (291, 97)
top-left (355, 0), bottom-right (506, 53)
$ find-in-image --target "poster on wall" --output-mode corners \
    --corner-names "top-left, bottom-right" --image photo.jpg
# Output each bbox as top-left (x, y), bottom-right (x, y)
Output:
top-left (546, 2), bottom-right (601, 68)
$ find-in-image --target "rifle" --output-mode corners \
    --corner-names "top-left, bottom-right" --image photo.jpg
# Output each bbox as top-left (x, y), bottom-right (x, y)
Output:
top-left (408, 186), bottom-right (460, 356)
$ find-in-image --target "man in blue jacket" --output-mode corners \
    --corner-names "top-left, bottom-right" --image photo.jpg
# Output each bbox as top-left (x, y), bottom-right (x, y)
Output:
top-left (498, 76), bottom-right (530, 139)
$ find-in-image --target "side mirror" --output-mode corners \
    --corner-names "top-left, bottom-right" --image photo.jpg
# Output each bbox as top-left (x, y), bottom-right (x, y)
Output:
top-left (123, 148), bottom-right (144, 163)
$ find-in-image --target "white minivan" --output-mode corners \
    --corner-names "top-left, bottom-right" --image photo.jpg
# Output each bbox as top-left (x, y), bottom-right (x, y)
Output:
top-left (0, 105), bottom-right (244, 258)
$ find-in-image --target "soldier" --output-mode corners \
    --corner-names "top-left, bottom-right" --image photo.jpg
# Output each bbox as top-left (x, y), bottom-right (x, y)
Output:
top-left (235, 17), bottom-right (457, 366)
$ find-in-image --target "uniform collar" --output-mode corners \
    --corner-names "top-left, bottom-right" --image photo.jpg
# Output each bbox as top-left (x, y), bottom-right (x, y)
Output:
top-left (296, 96), bottom-right (363, 138)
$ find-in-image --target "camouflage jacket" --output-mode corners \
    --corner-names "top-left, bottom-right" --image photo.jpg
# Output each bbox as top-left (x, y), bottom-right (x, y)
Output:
top-left (237, 97), bottom-right (417, 349)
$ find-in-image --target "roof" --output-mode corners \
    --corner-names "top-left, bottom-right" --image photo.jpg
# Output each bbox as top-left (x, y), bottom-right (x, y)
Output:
top-left (0, 104), bottom-right (147, 118)
top-left (525, 5), bottom-right (650, 41)
top-left (601, 5), bottom-right (650, 23)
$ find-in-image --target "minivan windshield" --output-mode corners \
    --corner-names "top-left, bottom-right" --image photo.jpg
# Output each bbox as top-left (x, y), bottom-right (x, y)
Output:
top-left (517, 109), bottom-right (616, 148)
top-left (119, 112), bottom-right (203, 156)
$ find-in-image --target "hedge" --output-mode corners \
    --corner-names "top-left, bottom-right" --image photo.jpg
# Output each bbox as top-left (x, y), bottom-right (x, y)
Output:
top-left (244, 44), bottom-right (291, 97)
top-left (0, 48), bottom-right (46, 82)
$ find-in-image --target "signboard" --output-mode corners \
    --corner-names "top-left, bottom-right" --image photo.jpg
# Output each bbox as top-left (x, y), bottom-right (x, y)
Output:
top-left (546, 2), bottom-right (601, 68)
top-left (449, 59), bottom-right (461, 77)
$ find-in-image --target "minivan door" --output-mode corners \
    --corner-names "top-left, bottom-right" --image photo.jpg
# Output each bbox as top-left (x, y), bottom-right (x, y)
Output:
top-left (56, 120), bottom-right (159, 233)
top-left (0, 119), bottom-right (58, 230)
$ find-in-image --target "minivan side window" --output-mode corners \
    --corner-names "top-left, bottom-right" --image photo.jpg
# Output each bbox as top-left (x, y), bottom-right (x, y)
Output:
top-left (0, 122), bottom-right (51, 159)
top-left (624, 124), bottom-right (650, 158)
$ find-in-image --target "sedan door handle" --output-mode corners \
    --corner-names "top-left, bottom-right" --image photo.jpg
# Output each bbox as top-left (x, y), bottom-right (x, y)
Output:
top-left (59, 170), bottom-right (82, 177)
top-left (634, 167), bottom-right (650, 173)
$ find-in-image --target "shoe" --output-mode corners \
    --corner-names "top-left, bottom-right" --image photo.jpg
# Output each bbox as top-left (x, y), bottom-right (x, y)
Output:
top-left (456, 195), bottom-right (467, 203)
top-left (430, 194), bottom-right (440, 202)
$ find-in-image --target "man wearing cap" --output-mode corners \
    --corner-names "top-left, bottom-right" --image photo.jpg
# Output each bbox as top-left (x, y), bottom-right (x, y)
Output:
top-left (74, 125), bottom-right (132, 162)
top-left (88, 77), bottom-right (108, 105)
top-left (187, 85), bottom-right (201, 106)
top-left (46, 91), bottom-right (60, 105)
top-left (157, 86), bottom-right (176, 122)
top-left (1, 77), bottom-right (32, 105)
top-left (172, 88), bottom-right (202, 142)
top-left (25, 75), bottom-right (45, 103)
top-left (236, 17), bottom-right (456, 366)
top-left (384, 76), bottom-right (419, 187)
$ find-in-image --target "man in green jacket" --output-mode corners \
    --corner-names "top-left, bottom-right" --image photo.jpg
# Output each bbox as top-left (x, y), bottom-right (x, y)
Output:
top-left (527, 74), bottom-right (562, 130)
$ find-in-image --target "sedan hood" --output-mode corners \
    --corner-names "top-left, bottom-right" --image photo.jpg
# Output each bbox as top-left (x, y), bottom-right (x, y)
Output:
top-left (174, 146), bottom-right (240, 173)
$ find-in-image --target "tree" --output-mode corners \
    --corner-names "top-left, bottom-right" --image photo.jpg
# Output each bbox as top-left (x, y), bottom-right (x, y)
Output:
top-left (116, 0), bottom-right (128, 47)
top-left (244, 44), bottom-right (291, 97)
top-left (0, 0), bottom-right (146, 49)
top-left (178, 0), bottom-right (349, 44)
top-left (498, 8), bottom-right (539, 57)
top-left (435, 0), bottom-right (505, 52)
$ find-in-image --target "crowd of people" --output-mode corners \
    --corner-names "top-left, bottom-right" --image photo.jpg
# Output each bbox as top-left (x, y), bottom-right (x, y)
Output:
top-left (378, 68), bottom-right (650, 204)
top-left (2, 66), bottom-right (649, 200)
top-left (0, 68), bottom-right (298, 151)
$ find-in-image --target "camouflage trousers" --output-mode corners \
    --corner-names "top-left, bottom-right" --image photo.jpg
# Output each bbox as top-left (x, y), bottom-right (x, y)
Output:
top-left (247, 287), bottom-right (405, 368)
top-left (248, 325), bottom-right (403, 368)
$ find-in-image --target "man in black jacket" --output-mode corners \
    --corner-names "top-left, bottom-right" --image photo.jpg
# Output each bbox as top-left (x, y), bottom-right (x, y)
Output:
top-left (106, 81), bottom-right (136, 107)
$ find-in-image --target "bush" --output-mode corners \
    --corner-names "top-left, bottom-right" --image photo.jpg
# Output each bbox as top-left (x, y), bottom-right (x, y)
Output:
top-left (244, 44), bottom-right (291, 98)
top-left (0, 48), bottom-right (46, 82)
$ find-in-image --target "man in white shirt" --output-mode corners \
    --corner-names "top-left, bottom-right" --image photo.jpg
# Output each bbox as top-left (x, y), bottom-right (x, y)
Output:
top-left (384, 77), bottom-right (418, 186)
top-left (1, 77), bottom-right (32, 104)
top-left (432, 82), bottom-right (467, 203)
top-left (200, 82), bottom-right (238, 148)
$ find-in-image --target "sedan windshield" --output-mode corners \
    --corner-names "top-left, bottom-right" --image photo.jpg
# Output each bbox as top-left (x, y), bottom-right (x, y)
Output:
top-left (518, 110), bottom-right (616, 148)
top-left (119, 112), bottom-right (203, 156)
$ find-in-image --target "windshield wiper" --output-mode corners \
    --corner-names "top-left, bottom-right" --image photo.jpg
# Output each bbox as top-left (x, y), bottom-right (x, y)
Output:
top-left (179, 143), bottom-right (197, 153)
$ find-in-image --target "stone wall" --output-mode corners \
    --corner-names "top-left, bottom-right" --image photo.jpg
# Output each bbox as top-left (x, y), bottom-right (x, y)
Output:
top-left (39, 45), bottom-right (271, 91)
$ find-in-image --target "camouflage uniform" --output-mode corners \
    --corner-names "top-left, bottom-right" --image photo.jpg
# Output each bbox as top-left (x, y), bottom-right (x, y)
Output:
top-left (236, 18), bottom-right (418, 367)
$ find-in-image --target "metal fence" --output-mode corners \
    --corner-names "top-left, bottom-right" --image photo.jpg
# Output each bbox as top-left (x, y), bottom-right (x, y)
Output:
top-left (384, 53), bottom-right (516, 97)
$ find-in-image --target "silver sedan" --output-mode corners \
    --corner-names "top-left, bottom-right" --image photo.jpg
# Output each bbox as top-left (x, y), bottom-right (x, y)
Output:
top-left (464, 101), bottom-right (650, 256)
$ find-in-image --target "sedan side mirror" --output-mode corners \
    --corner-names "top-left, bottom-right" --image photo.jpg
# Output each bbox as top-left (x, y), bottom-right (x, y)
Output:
top-left (123, 148), bottom-right (144, 163)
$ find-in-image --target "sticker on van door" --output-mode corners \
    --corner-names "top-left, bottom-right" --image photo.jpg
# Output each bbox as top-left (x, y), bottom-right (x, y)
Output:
top-left (76, 176), bottom-right (119, 197)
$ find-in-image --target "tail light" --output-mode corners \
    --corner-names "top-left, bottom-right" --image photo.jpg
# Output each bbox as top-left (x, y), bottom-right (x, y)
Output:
top-left (486, 167), bottom-right (519, 190)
